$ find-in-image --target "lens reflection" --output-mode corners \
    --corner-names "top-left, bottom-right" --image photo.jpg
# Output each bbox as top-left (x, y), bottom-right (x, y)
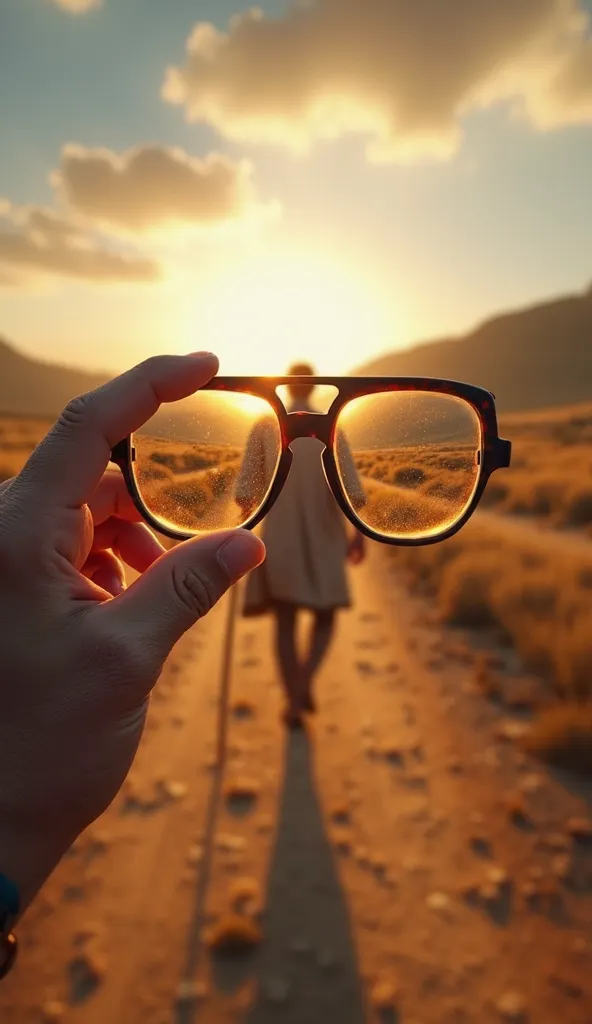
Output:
top-left (133, 391), bottom-right (281, 534)
top-left (335, 391), bottom-right (483, 540)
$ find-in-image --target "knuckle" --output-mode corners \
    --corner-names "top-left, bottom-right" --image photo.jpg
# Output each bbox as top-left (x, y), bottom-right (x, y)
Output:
top-left (57, 392), bottom-right (96, 432)
top-left (171, 563), bottom-right (220, 619)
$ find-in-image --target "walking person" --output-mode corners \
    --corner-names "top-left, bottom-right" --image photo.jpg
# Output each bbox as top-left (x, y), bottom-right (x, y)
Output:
top-left (236, 363), bottom-right (366, 728)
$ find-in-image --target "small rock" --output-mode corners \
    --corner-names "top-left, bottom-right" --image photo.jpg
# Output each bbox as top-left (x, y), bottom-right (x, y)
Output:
top-left (487, 866), bottom-right (509, 888)
top-left (519, 773), bottom-right (544, 794)
top-left (176, 980), bottom-right (208, 1004)
top-left (426, 891), bottom-right (453, 914)
top-left (496, 721), bottom-right (529, 742)
top-left (41, 1002), bottom-right (65, 1023)
top-left (205, 914), bottom-right (262, 953)
top-left (216, 833), bottom-right (247, 854)
top-left (161, 780), bottom-right (188, 801)
top-left (370, 980), bottom-right (399, 1010)
top-left (262, 976), bottom-right (291, 1004)
top-left (187, 843), bottom-right (204, 866)
top-left (229, 876), bottom-right (260, 912)
top-left (541, 832), bottom-right (571, 852)
top-left (495, 990), bottom-right (528, 1020)
top-left (566, 817), bottom-right (592, 841)
top-left (551, 855), bottom-right (572, 881)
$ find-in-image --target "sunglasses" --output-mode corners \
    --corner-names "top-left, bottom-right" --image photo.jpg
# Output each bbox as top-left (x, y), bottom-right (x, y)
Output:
top-left (111, 376), bottom-right (511, 547)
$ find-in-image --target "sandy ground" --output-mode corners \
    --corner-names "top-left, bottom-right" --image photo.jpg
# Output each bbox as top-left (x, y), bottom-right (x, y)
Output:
top-left (1, 547), bottom-right (592, 1023)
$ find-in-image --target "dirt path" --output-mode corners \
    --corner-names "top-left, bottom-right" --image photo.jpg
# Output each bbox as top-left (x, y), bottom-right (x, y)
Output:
top-left (1, 550), bottom-right (592, 1023)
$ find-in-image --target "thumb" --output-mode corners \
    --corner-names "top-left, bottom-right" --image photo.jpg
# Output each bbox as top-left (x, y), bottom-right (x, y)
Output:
top-left (108, 530), bottom-right (265, 660)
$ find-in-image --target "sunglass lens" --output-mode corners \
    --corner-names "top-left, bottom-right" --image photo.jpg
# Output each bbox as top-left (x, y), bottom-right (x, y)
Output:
top-left (133, 392), bottom-right (281, 535)
top-left (334, 391), bottom-right (483, 541)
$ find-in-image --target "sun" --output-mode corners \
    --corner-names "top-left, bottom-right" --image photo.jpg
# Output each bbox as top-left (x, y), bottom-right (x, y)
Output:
top-left (183, 248), bottom-right (395, 375)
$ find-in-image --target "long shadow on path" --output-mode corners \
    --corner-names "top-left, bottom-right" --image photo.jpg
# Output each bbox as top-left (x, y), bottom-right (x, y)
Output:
top-left (242, 730), bottom-right (366, 1024)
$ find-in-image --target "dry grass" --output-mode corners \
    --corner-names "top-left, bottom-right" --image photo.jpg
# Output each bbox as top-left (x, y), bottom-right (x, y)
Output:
top-left (393, 517), bottom-right (592, 701)
top-left (483, 402), bottom-right (592, 535)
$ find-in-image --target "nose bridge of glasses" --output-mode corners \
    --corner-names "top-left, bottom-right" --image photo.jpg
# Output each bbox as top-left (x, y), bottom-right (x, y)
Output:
top-left (286, 411), bottom-right (331, 446)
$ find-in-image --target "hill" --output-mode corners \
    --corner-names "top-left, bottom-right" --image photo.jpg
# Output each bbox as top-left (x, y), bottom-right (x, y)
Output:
top-left (0, 337), bottom-right (108, 419)
top-left (358, 285), bottom-right (592, 412)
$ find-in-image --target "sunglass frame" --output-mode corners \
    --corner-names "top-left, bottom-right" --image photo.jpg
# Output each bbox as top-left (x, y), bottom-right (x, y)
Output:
top-left (110, 375), bottom-right (512, 546)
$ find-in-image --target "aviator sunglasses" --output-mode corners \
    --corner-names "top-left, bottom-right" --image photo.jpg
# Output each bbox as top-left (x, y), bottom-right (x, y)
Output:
top-left (111, 375), bottom-right (512, 547)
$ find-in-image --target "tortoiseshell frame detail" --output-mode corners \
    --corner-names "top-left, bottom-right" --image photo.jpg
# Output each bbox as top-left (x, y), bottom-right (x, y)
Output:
top-left (110, 376), bottom-right (512, 547)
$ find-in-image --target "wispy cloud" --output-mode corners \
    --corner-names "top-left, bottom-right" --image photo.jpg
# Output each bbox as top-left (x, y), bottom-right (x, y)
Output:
top-left (163, 0), bottom-right (592, 162)
top-left (0, 202), bottom-right (160, 287)
top-left (52, 143), bottom-right (270, 235)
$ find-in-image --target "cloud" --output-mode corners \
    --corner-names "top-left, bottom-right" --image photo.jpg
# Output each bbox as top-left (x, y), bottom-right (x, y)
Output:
top-left (0, 203), bottom-right (160, 287)
top-left (51, 0), bottom-right (101, 13)
top-left (163, 0), bottom-right (592, 161)
top-left (53, 143), bottom-right (268, 234)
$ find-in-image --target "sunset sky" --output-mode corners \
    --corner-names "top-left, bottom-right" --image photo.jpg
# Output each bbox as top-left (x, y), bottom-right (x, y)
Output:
top-left (1, 0), bottom-right (592, 375)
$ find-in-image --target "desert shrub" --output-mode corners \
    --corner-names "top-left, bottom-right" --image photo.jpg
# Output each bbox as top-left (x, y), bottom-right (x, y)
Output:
top-left (439, 551), bottom-right (501, 629)
top-left (390, 517), bottom-right (592, 701)
top-left (393, 466), bottom-right (426, 489)
top-left (561, 489), bottom-right (592, 528)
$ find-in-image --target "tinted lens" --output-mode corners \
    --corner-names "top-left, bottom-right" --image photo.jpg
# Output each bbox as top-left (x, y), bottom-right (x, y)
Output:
top-left (133, 392), bottom-right (281, 534)
top-left (335, 391), bottom-right (482, 540)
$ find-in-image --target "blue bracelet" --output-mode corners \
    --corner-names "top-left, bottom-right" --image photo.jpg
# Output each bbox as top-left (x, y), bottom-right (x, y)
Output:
top-left (0, 875), bottom-right (20, 980)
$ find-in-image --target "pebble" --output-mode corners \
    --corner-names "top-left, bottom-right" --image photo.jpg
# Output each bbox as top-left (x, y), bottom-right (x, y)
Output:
top-left (41, 1002), bottom-right (65, 1023)
top-left (216, 833), bottom-right (247, 854)
top-left (229, 876), bottom-right (260, 911)
top-left (541, 832), bottom-right (571, 852)
top-left (496, 721), bottom-right (529, 741)
top-left (567, 817), bottom-right (592, 840)
top-left (370, 980), bottom-right (399, 1010)
top-left (426, 891), bottom-right (453, 914)
top-left (162, 780), bottom-right (188, 801)
top-left (495, 991), bottom-right (528, 1020)
top-left (187, 844), bottom-right (204, 866)
top-left (519, 773), bottom-right (544, 794)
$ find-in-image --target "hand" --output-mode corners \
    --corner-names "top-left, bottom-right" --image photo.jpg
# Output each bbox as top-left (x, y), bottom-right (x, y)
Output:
top-left (0, 353), bottom-right (265, 915)
top-left (348, 532), bottom-right (366, 566)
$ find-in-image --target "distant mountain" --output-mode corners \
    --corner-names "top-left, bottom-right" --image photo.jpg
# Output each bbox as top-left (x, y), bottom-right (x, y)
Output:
top-left (0, 337), bottom-right (108, 419)
top-left (0, 337), bottom-right (268, 445)
top-left (358, 285), bottom-right (592, 413)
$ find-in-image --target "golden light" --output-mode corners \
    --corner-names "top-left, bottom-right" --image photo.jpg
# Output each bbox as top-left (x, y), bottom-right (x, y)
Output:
top-left (218, 391), bottom-right (273, 417)
top-left (183, 249), bottom-right (396, 375)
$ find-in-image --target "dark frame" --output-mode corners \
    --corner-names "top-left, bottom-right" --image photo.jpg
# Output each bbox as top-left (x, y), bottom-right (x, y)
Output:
top-left (110, 376), bottom-right (512, 547)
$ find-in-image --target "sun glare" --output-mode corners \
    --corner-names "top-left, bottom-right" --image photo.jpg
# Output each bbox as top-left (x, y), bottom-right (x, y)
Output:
top-left (184, 250), bottom-right (395, 375)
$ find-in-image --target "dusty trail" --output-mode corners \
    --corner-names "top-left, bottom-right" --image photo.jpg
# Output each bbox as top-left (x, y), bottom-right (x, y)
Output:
top-left (1, 550), bottom-right (592, 1023)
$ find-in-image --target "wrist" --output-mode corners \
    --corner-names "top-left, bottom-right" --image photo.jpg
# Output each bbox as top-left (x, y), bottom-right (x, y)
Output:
top-left (0, 815), bottom-right (73, 918)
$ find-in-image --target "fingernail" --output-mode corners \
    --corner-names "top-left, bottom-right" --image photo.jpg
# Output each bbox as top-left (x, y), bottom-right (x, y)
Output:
top-left (217, 532), bottom-right (265, 581)
top-left (188, 351), bottom-right (217, 360)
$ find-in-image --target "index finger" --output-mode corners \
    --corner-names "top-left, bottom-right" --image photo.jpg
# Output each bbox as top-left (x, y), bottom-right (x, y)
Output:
top-left (14, 352), bottom-right (219, 511)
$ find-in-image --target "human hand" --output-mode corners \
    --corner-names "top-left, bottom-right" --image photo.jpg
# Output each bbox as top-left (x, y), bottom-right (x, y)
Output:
top-left (0, 353), bottom-right (265, 915)
top-left (348, 532), bottom-right (366, 566)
